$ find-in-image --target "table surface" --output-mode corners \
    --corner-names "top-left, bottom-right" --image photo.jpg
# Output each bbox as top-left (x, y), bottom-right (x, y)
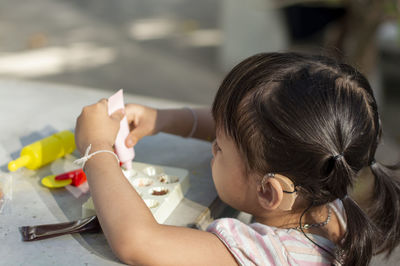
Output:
top-left (0, 79), bottom-right (218, 265)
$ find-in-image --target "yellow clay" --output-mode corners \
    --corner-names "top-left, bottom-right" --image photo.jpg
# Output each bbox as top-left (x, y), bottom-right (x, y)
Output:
top-left (41, 175), bottom-right (72, 188)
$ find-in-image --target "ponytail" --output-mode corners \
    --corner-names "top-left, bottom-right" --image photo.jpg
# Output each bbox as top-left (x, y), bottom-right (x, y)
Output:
top-left (340, 196), bottom-right (376, 266)
top-left (326, 155), bottom-right (377, 265)
top-left (368, 161), bottom-right (400, 255)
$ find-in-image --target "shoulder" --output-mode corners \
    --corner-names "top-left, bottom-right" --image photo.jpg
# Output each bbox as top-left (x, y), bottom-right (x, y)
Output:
top-left (207, 217), bottom-right (277, 241)
top-left (207, 218), bottom-right (335, 266)
top-left (329, 199), bottom-right (347, 230)
top-left (207, 218), bottom-right (286, 265)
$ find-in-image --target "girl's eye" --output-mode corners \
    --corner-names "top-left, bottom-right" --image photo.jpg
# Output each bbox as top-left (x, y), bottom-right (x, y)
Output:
top-left (212, 140), bottom-right (221, 153)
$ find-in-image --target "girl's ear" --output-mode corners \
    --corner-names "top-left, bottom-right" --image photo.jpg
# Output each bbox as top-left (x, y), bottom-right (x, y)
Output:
top-left (257, 177), bottom-right (283, 210)
top-left (274, 174), bottom-right (298, 211)
top-left (257, 174), bottom-right (298, 211)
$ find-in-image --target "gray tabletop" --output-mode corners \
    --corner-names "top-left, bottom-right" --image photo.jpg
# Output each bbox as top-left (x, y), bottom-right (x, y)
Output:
top-left (0, 79), bottom-right (218, 265)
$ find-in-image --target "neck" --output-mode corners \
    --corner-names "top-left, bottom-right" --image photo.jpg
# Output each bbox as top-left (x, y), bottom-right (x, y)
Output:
top-left (254, 203), bottom-right (345, 244)
top-left (253, 204), bottom-right (328, 230)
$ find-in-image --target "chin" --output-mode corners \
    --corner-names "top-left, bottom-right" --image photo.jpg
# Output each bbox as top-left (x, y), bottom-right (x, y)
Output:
top-left (217, 194), bottom-right (240, 210)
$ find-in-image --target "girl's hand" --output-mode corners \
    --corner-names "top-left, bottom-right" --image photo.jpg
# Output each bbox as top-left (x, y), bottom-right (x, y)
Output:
top-left (75, 99), bottom-right (125, 155)
top-left (124, 104), bottom-right (158, 147)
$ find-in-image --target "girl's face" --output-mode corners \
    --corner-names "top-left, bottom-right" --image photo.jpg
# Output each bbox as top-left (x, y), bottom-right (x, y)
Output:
top-left (211, 130), bottom-right (259, 213)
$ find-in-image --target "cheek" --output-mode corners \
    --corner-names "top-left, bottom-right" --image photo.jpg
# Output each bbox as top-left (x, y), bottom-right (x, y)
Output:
top-left (210, 159), bottom-right (218, 186)
top-left (211, 159), bottom-right (222, 192)
top-left (211, 161), bottom-right (235, 203)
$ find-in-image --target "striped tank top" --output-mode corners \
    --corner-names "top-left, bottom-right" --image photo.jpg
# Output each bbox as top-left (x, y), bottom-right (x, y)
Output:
top-left (207, 199), bottom-right (346, 265)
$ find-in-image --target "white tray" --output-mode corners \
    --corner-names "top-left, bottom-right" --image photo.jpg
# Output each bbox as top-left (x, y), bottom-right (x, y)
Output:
top-left (82, 161), bottom-right (190, 224)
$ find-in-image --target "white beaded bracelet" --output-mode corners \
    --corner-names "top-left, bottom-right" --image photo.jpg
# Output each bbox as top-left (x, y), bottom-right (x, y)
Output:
top-left (184, 107), bottom-right (198, 138)
top-left (73, 144), bottom-right (120, 169)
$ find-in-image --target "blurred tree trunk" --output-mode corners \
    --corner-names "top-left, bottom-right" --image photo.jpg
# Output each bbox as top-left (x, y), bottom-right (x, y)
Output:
top-left (326, 0), bottom-right (389, 74)
top-left (278, 0), bottom-right (399, 75)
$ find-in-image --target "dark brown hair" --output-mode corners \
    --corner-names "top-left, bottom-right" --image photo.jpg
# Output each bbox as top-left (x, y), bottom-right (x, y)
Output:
top-left (212, 52), bottom-right (400, 265)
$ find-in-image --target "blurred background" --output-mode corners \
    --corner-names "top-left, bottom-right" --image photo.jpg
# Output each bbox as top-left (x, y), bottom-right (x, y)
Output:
top-left (0, 0), bottom-right (399, 142)
top-left (1, 1), bottom-right (399, 264)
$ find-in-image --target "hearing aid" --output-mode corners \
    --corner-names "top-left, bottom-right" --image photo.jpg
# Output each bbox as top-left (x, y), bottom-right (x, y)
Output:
top-left (261, 173), bottom-right (298, 211)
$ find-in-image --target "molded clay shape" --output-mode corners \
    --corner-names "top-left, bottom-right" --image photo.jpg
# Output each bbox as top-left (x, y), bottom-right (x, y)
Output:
top-left (158, 174), bottom-right (179, 184)
top-left (132, 177), bottom-right (153, 187)
top-left (149, 187), bottom-right (169, 196)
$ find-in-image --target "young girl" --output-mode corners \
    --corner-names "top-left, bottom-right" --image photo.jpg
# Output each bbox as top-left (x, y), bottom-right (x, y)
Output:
top-left (75, 52), bottom-right (400, 265)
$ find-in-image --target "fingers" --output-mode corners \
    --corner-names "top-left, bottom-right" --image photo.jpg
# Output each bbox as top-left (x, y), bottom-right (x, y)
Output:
top-left (81, 99), bottom-right (108, 114)
top-left (124, 103), bottom-right (142, 123)
top-left (125, 126), bottom-right (147, 147)
top-left (81, 99), bottom-right (125, 122)
top-left (98, 98), bottom-right (108, 104)
top-left (110, 108), bottom-right (125, 121)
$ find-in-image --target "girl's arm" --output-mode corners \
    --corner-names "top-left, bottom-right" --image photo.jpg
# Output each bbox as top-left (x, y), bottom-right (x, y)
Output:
top-left (75, 101), bottom-right (235, 265)
top-left (157, 107), bottom-right (215, 141)
top-left (84, 149), bottom-right (236, 265)
top-left (124, 104), bottom-right (215, 147)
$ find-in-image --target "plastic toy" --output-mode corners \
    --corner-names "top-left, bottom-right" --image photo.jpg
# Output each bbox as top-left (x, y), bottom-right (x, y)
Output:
top-left (8, 130), bottom-right (75, 172)
top-left (41, 169), bottom-right (87, 188)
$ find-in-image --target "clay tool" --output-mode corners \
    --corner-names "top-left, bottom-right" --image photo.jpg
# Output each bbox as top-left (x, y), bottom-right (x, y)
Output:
top-left (19, 215), bottom-right (100, 241)
top-left (41, 169), bottom-right (87, 188)
top-left (8, 130), bottom-right (75, 172)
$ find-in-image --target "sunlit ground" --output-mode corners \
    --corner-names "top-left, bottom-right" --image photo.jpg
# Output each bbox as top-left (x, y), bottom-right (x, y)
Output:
top-left (0, 43), bottom-right (116, 78)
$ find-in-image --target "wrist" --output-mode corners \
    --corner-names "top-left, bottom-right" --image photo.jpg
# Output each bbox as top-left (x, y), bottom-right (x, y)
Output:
top-left (79, 141), bottom-right (113, 155)
top-left (84, 150), bottom-right (118, 172)
top-left (155, 108), bottom-right (169, 134)
top-left (76, 143), bottom-right (119, 172)
top-left (183, 107), bottom-right (197, 138)
top-left (88, 141), bottom-right (114, 153)
top-left (156, 108), bottom-right (194, 137)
